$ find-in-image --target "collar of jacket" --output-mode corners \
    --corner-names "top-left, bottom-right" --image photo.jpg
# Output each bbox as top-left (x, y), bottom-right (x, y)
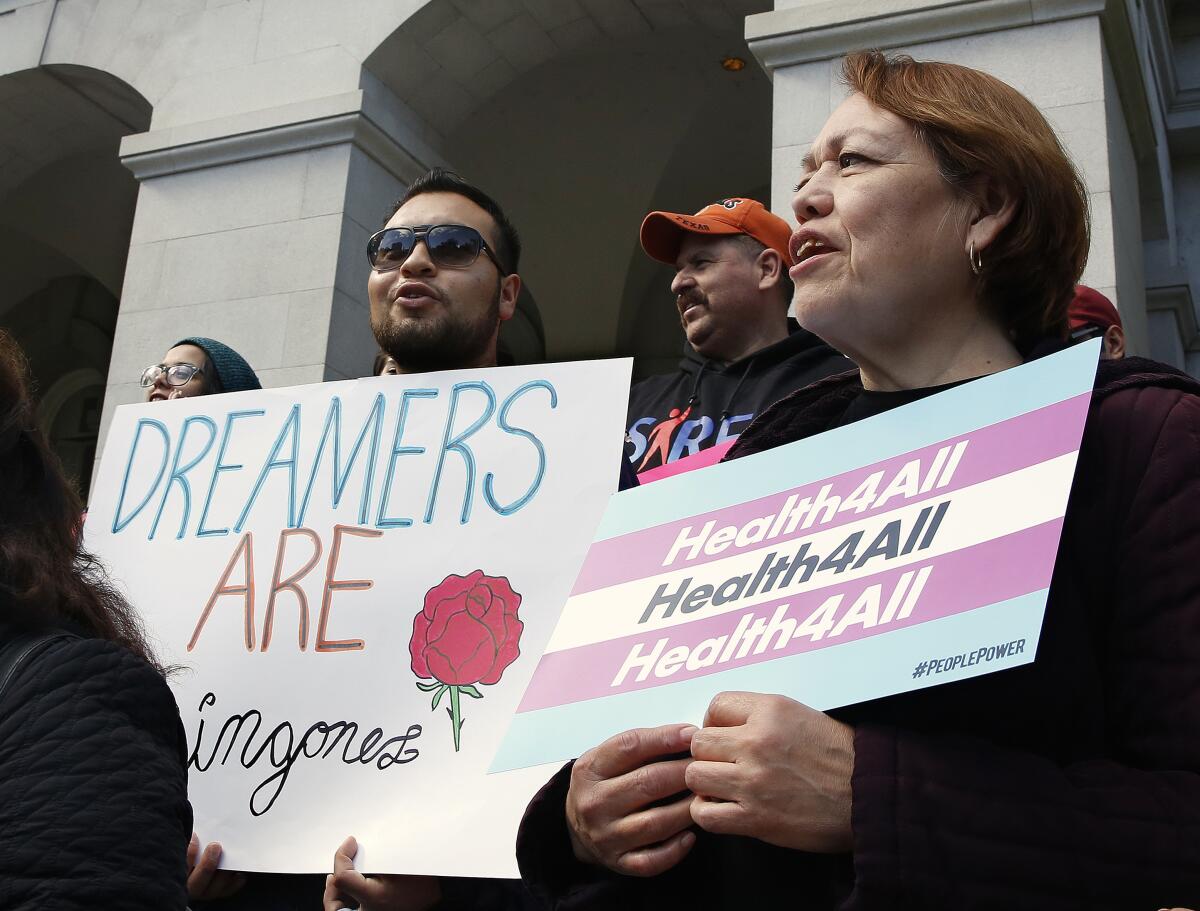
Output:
top-left (675, 318), bottom-right (833, 377)
top-left (724, 349), bottom-right (1200, 464)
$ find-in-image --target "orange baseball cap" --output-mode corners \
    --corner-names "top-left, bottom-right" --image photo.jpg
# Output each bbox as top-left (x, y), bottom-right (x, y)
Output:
top-left (640, 198), bottom-right (794, 267)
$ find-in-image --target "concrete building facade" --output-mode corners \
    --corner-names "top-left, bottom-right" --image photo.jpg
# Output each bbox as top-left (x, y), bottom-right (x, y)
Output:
top-left (0, 0), bottom-right (1196, 496)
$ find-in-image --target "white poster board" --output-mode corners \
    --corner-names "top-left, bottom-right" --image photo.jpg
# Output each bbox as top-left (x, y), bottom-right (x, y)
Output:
top-left (85, 360), bottom-right (631, 877)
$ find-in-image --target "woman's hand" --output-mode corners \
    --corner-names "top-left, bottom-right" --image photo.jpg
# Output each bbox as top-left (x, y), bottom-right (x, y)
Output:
top-left (186, 834), bottom-right (247, 902)
top-left (565, 723), bottom-right (698, 877)
top-left (322, 836), bottom-right (442, 911)
top-left (687, 692), bottom-right (855, 852)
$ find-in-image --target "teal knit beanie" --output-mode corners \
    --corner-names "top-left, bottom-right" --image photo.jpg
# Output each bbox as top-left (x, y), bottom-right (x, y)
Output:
top-left (174, 337), bottom-right (262, 394)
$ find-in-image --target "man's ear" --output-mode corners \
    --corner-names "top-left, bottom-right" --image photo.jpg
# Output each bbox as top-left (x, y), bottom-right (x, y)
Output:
top-left (963, 174), bottom-right (1018, 259)
top-left (498, 273), bottom-right (521, 322)
top-left (1104, 324), bottom-right (1126, 359)
top-left (756, 248), bottom-right (784, 293)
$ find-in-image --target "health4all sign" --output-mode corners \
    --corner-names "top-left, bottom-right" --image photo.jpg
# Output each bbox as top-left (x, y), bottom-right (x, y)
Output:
top-left (493, 341), bottom-right (1100, 772)
top-left (85, 360), bottom-right (630, 877)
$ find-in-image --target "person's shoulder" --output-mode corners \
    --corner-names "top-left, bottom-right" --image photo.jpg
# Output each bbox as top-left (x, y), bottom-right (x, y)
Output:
top-left (1090, 357), bottom-right (1200, 437)
top-left (1082, 357), bottom-right (1200, 484)
top-left (724, 368), bottom-right (861, 460)
top-left (2, 632), bottom-right (181, 743)
top-left (13, 631), bottom-right (162, 687)
top-left (628, 369), bottom-right (690, 414)
top-left (630, 369), bottom-right (688, 395)
top-left (1093, 356), bottom-right (1200, 402)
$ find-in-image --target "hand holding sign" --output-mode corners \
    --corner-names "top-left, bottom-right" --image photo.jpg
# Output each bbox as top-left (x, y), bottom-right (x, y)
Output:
top-left (687, 692), bottom-right (854, 852)
top-left (565, 723), bottom-right (698, 877)
top-left (323, 836), bottom-right (441, 911)
top-left (186, 834), bottom-right (246, 902)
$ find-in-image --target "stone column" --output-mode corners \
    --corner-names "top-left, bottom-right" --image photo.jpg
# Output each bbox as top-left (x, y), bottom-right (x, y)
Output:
top-left (747, 0), bottom-right (1161, 356)
top-left (97, 85), bottom-right (446, 471)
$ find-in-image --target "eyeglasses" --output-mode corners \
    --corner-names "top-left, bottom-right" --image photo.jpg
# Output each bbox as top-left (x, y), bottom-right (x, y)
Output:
top-left (140, 363), bottom-right (205, 388)
top-left (366, 224), bottom-right (508, 275)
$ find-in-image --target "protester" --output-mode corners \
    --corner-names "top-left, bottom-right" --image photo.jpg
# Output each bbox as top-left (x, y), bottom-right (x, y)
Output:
top-left (516, 51), bottom-right (1200, 910)
top-left (1068, 285), bottom-right (1125, 358)
top-left (322, 168), bottom-right (539, 911)
top-left (142, 336), bottom-right (262, 402)
top-left (365, 168), bottom-right (521, 377)
top-left (0, 330), bottom-right (193, 908)
top-left (144, 339), bottom-right (313, 910)
top-left (627, 198), bottom-right (847, 479)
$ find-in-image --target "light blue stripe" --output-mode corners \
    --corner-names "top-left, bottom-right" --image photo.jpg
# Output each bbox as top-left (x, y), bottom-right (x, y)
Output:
top-left (598, 340), bottom-right (1100, 540)
top-left (490, 590), bottom-right (1048, 773)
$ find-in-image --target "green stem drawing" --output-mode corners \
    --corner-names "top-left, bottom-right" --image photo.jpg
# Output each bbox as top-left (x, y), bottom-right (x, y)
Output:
top-left (416, 680), bottom-right (485, 751)
top-left (447, 684), bottom-right (463, 752)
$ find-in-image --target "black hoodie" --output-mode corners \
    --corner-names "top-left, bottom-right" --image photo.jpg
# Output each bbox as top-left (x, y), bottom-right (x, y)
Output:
top-left (625, 321), bottom-right (850, 476)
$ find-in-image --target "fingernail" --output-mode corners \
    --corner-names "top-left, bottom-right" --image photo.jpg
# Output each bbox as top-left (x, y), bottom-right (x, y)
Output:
top-left (681, 831), bottom-right (695, 848)
top-left (679, 725), bottom-right (698, 743)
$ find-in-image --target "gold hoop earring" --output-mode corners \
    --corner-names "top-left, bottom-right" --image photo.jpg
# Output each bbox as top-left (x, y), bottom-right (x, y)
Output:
top-left (969, 241), bottom-right (983, 276)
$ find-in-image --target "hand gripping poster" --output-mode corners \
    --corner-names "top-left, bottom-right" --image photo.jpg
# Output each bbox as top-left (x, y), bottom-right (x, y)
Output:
top-left (84, 360), bottom-right (631, 877)
top-left (493, 341), bottom-right (1101, 772)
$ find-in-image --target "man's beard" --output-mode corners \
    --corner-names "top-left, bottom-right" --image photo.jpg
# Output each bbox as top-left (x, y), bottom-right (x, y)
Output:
top-left (372, 286), bottom-right (500, 374)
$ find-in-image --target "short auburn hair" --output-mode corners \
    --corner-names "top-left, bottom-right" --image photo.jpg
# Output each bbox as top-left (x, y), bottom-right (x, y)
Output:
top-left (843, 50), bottom-right (1089, 347)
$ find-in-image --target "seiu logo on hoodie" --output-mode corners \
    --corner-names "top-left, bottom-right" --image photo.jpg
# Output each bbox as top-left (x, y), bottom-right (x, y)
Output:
top-left (627, 409), bottom-right (754, 472)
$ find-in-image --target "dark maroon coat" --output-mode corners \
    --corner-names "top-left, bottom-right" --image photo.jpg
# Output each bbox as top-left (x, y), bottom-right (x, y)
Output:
top-left (517, 356), bottom-right (1200, 910)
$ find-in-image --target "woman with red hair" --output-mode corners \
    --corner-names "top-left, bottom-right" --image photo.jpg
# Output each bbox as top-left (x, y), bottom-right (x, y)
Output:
top-left (517, 52), bottom-right (1200, 910)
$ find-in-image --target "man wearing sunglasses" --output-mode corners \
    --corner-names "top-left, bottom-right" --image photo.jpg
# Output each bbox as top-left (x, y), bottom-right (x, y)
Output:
top-left (323, 169), bottom-right (540, 911)
top-left (366, 168), bottom-right (522, 376)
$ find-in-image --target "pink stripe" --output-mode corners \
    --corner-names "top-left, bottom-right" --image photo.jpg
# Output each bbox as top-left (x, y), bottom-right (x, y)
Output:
top-left (520, 519), bottom-right (1062, 712)
top-left (637, 440), bottom-right (736, 484)
top-left (572, 394), bottom-right (1089, 596)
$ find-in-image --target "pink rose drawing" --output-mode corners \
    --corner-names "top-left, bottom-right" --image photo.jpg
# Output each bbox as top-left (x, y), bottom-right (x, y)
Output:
top-left (409, 570), bottom-right (524, 751)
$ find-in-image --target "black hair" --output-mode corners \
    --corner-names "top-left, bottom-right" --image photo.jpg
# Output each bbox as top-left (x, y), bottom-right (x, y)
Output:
top-left (0, 330), bottom-right (163, 673)
top-left (202, 353), bottom-right (223, 395)
top-left (389, 168), bottom-right (522, 275)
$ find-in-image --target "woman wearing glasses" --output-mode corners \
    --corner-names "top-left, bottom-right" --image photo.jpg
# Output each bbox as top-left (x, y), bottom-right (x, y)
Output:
top-left (143, 336), bottom-right (266, 906)
top-left (142, 336), bottom-right (261, 402)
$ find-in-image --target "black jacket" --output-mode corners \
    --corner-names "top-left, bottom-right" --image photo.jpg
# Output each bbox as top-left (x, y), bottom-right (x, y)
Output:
top-left (0, 623), bottom-right (193, 909)
top-left (625, 322), bottom-right (849, 476)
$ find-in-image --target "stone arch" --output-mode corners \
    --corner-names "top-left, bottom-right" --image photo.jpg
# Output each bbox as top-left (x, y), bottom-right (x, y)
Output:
top-left (36, 366), bottom-right (108, 491)
top-left (0, 64), bottom-right (150, 497)
top-left (360, 0), bottom-right (773, 370)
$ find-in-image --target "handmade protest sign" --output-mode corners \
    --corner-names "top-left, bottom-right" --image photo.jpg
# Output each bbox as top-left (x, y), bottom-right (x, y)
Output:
top-left (85, 360), bottom-right (630, 877)
top-left (492, 341), bottom-right (1101, 772)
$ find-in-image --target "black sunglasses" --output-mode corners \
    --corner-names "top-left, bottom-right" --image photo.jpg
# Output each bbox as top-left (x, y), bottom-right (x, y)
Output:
top-left (366, 224), bottom-right (508, 275)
